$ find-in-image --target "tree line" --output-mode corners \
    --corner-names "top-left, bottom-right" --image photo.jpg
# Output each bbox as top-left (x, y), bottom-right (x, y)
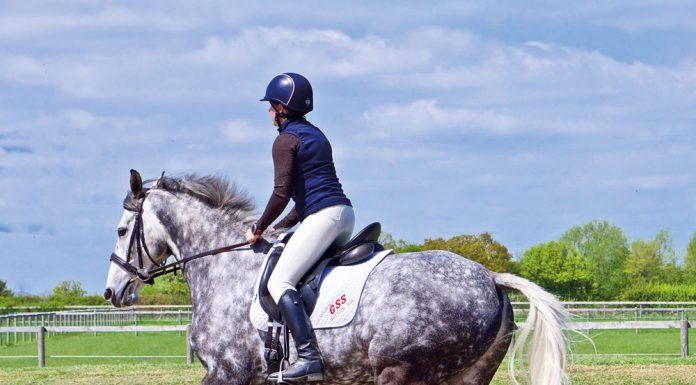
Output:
top-left (0, 274), bottom-right (191, 311)
top-left (2, 219), bottom-right (696, 306)
top-left (381, 220), bottom-right (696, 301)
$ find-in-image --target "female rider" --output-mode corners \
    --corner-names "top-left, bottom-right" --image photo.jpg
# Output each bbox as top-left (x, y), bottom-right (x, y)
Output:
top-left (245, 73), bottom-right (354, 382)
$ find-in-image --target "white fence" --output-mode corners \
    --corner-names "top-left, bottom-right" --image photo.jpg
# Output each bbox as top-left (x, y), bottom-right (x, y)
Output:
top-left (0, 325), bottom-right (194, 368)
top-left (0, 320), bottom-right (693, 368)
top-left (1, 303), bottom-right (694, 368)
top-left (0, 308), bottom-right (192, 345)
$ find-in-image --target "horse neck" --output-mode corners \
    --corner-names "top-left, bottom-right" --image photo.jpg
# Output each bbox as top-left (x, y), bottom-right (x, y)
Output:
top-left (149, 191), bottom-right (264, 312)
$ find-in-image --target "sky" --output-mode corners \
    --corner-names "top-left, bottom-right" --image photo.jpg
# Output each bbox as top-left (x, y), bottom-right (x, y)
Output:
top-left (1, 1), bottom-right (696, 294)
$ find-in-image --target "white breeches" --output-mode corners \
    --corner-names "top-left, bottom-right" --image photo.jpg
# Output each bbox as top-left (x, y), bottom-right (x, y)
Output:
top-left (268, 204), bottom-right (355, 303)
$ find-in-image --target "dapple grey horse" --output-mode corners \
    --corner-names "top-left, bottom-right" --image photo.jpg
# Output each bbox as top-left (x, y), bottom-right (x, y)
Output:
top-left (104, 171), bottom-right (570, 385)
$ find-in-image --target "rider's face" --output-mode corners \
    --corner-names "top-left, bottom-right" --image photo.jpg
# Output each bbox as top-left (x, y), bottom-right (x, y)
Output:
top-left (268, 103), bottom-right (278, 126)
top-left (268, 103), bottom-right (283, 127)
top-left (268, 103), bottom-right (287, 127)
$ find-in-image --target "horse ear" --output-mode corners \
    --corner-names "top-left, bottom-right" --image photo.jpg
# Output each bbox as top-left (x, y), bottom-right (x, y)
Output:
top-left (130, 169), bottom-right (143, 196)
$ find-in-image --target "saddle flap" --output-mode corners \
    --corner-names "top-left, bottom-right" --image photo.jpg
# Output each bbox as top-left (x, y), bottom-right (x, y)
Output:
top-left (257, 232), bottom-right (294, 322)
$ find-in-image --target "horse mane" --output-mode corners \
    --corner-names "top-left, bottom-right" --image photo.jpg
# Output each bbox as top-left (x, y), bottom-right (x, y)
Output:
top-left (125, 173), bottom-right (256, 221)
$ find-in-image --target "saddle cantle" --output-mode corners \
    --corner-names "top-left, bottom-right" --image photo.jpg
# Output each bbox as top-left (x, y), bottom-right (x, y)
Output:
top-left (256, 222), bottom-right (385, 323)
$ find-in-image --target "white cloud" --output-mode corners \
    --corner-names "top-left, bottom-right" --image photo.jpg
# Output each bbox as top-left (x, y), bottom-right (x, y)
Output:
top-left (189, 26), bottom-right (430, 76)
top-left (363, 100), bottom-right (517, 137)
top-left (1, 21), bottom-right (692, 115)
top-left (0, 5), bottom-right (200, 38)
top-left (361, 99), bottom-right (620, 137)
top-left (0, 26), bottom-right (430, 101)
top-left (395, 38), bottom-right (661, 92)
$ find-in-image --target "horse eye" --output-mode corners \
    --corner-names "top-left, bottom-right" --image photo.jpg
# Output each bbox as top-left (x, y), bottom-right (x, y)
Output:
top-left (117, 228), bottom-right (127, 237)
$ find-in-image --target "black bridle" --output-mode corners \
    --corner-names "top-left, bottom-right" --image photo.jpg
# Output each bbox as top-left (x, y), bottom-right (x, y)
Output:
top-left (109, 191), bottom-right (250, 285)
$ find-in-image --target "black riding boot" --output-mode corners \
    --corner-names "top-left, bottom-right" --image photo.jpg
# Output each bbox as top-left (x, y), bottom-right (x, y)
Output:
top-left (268, 290), bottom-right (324, 383)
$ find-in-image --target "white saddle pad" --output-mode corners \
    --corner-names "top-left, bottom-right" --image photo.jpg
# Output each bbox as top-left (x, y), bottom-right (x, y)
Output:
top-left (249, 249), bottom-right (393, 330)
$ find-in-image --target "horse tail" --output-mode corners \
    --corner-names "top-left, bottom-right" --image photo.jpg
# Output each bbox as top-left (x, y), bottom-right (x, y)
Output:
top-left (492, 272), bottom-right (570, 385)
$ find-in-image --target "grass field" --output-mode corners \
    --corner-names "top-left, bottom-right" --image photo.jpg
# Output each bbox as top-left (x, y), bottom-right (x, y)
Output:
top-left (1, 330), bottom-right (696, 384)
top-left (2, 361), bottom-right (696, 385)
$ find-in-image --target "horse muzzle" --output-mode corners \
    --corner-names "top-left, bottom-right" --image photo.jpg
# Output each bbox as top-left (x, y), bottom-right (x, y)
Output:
top-left (105, 280), bottom-right (139, 308)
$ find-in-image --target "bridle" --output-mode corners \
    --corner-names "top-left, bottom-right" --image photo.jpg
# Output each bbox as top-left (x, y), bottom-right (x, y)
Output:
top-left (109, 190), bottom-right (250, 285)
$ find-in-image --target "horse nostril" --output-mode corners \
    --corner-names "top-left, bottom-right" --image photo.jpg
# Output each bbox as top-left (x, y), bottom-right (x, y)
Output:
top-left (103, 288), bottom-right (113, 300)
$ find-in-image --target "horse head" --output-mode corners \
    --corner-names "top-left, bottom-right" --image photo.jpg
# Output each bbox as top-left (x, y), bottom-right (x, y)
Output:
top-left (104, 169), bottom-right (173, 307)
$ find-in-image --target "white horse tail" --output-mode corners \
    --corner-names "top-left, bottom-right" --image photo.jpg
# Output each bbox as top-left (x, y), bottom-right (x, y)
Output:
top-left (492, 272), bottom-right (571, 385)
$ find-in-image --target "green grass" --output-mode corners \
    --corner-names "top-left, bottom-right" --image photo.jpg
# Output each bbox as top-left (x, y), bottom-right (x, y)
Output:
top-left (0, 363), bottom-right (205, 385)
top-left (0, 332), bottom-right (189, 368)
top-left (570, 328), bottom-right (696, 355)
top-left (2, 362), bottom-right (696, 385)
top-left (2, 328), bottom-right (696, 366)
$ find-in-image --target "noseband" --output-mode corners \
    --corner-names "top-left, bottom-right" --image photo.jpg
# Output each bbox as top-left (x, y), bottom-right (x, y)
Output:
top-left (109, 191), bottom-right (250, 285)
top-left (109, 192), bottom-right (163, 284)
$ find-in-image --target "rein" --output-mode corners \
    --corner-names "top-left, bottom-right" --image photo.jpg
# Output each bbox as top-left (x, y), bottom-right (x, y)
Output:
top-left (110, 240), bottom-right (250, 284)
top-left (109, 191), bottom-right (250, 284)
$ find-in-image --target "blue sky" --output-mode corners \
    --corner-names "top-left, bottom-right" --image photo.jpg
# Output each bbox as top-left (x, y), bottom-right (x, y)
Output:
top-left (1, 1), bottom-right (695, 294)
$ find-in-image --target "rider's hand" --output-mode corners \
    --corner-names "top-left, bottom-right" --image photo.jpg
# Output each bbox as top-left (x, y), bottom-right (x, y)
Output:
top-left (245, 228), bottom-right (261, 244)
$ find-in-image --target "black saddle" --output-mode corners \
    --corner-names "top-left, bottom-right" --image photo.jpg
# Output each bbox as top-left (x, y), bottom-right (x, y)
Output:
top-left (258, 222), bottom-right (384, 322)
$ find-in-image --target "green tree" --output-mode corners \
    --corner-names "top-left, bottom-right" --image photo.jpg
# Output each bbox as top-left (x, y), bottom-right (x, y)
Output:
top-left (655, 230), bottom-right (677, 264)
top-left (0, 280), bottom-right (14, 297)
top-left (623, 231), bottom-right (680, 284)
top-left (519, 241), bottom-right (592, 300)
top-left (625, 239), bottom-right (663, 283)
top-left (654, 230), bottom-right (682, 283)
top-left (50, 280), bottom-right (86, 303)
top-left (379, 232), bottom-right (422, 253)
top-left (686, 231), bottom-right (696, 283)
top-left (422, 233), bottom-right (513, 272)
top-left (140, 273), bottom-right (191, 305)
top-left (559, 220), bottom-right (630, 299)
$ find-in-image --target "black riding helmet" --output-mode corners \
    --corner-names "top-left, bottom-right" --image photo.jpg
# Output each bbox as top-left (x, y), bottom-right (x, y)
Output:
top-left (260, 73), bottom-right (313, 116)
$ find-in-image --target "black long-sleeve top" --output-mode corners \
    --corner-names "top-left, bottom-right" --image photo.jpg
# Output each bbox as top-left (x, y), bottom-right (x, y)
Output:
top-left (255, 133), bottom-right (300, 231)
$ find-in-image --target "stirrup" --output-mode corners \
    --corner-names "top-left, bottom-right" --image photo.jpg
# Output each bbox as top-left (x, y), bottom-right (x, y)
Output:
top-left (269, 368), bottom-right (324, 384)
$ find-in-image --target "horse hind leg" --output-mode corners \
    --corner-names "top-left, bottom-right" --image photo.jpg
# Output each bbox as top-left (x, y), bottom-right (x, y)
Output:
top-left (446, 289), bottom-right (515, 385)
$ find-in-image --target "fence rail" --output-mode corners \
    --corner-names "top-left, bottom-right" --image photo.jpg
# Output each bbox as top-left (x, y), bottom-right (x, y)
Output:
top-left (0, 325), bottom-right (193, 367)
top-left (1, 303), bottom-right (694, 368)
top-left (0, 308), bottom-right (192, 345)
top-left (0, 321), bottom-right (692, 368)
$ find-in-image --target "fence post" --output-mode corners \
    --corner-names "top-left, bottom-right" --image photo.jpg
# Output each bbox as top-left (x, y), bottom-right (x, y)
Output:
top-left (38, 327), bottom-right (46, 368)
top-left (681, 319), bottom-right (689, 358)
top-left (634, 307), bottom-right (639, 334)
top-left (186, 325), bottom-right (193, 365)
